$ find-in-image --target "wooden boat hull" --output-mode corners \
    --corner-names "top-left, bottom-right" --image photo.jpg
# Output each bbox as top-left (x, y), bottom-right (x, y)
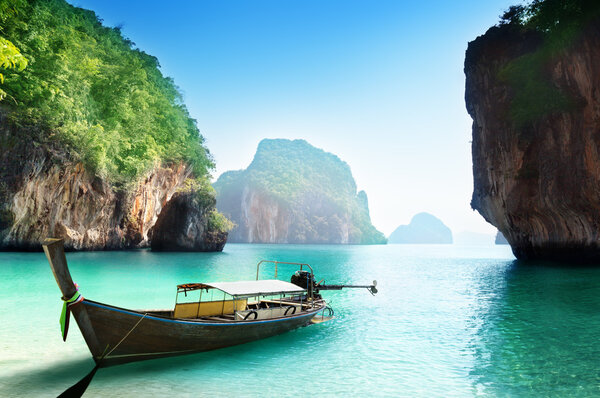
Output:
top-left (43, 238), bottom-right (325, 367)
top-left (74, 299), bottom-right (323, 366)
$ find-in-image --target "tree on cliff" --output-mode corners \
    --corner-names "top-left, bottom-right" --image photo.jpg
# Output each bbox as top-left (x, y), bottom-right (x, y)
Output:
top-left (0, 37), bottom-right (27, 101)
top-left (500, 0), bottom-right (600, 32)
top-left (0, 1), bottom-right (28, 101)
top-left (499, 5), bottom-right (526, 26)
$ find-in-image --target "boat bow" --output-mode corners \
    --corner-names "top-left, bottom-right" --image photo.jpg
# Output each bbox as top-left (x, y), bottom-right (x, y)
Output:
top-left (43, 238), bottom-right (104, 361)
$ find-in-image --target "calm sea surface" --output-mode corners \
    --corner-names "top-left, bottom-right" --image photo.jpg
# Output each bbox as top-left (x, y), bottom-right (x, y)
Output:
top-left (1, 243), bottom-right (599, 397)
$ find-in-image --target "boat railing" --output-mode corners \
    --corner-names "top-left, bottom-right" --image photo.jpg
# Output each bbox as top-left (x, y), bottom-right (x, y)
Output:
top-left (256, 260), bottom-right (314, 281)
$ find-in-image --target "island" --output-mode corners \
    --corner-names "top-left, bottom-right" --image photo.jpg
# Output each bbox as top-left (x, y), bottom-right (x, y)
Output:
top-left (213, 139), bottom-right (386, 244)
top-left (495, 232), bottom-right (509, 245)
top-left (0, 0), bottom-right (230, 251)
top-left (388, 213), bottom-right (452, 244)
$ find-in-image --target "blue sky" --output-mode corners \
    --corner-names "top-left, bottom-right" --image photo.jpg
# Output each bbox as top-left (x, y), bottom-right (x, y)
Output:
top-left (69, 0), bottom-right (516, 237)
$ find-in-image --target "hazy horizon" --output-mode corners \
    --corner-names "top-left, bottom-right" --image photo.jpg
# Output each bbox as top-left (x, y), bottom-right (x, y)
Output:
top-left (69, 0), bottom-right (516, 236)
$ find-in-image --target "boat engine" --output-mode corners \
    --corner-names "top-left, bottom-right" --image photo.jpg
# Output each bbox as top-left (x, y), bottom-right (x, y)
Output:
top-left (290, 270), bottom-right (317, 298)
top-left (291, 270), bottom-right (378, 297)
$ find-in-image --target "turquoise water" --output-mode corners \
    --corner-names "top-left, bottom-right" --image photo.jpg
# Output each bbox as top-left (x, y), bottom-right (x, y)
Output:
top-left (1, 244), bottom-right (600, 397)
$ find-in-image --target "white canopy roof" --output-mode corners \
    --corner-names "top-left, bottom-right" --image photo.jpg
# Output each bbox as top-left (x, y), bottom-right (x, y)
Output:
top-left (203, 279), bottom-right (306, 297)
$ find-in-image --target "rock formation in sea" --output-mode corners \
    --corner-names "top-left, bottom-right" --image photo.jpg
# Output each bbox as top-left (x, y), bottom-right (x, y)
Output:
top-left (495, 231), bottom-right (509, 245)
top-left (213, 139), bottom-right (386, 244)
top-left (465, 6), bottom-right (600, 261)
top-left (0, 124), bottom-right (227, 251)
top-left (388, 213), bottom-right (453, 244)
top-left (0, 0), bottom-right (229, 251)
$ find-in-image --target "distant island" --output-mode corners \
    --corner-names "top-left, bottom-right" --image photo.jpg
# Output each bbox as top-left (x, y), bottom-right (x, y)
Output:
top-left (0, 0), bottom-right (230, 251)
top-left (388, 213), bottom-right (452, 244)
top-left (495, 231), bottom-right (509, 245)
top-left (214, 139), bottom-right (386, 244)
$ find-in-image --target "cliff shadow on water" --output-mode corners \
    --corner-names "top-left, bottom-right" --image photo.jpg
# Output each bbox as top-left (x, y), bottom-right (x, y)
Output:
top-left (468, 259), bottom-right (600, 396)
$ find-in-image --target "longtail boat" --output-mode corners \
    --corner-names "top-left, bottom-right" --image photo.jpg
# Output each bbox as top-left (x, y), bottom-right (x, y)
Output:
top-left (43, 238), bottom-right (377, 367)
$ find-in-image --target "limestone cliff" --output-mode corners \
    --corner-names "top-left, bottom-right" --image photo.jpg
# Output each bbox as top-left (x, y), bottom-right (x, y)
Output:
top-left (465, 16), bottom-right (600, 261)
top-left (214, 139), bottom-right (386, 244)
top-left (0, 121), bottom-right (226, 251)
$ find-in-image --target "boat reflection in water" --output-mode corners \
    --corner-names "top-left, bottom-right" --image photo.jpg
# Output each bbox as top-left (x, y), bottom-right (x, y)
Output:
top-left (43, 238), bottom-right (376, 367)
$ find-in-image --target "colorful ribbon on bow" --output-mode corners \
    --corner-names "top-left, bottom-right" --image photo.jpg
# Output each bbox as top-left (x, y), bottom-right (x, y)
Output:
top-left (60, 285), bottom-right (84, 341)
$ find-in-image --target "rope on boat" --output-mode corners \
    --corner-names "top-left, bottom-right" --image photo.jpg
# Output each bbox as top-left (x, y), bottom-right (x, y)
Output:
top-left (105, 313), bottom-right (148, 358)
top-left (60, 286), bottom-right (84, 342)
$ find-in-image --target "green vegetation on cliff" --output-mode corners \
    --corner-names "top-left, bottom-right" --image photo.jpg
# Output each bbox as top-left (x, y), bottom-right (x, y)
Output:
top-left (0, 0), bottom-right (212, 182)
top-left (246, 139), bottom-right (358, 203)
top-left (0, 37), bottom-right (27, 100)
top-left (214, 139), bottom-right (386, 244)
top-left (498, 0), bottom-right (600, 125)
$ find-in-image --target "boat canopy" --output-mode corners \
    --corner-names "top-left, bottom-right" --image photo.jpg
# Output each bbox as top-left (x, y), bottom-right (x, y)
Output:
top-left (177, 279), bottom-right (306, 298)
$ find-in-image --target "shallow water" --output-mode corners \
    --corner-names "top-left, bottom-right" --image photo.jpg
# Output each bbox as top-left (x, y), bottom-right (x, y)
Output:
top-left (1, 244), bottom-right (599, 397)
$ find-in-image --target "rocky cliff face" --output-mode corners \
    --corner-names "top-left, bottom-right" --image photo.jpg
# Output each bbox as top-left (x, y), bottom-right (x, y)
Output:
top-left (232, 187), bottom-right (356, 244)
top-left (238, 187), bottom-right (292, 243)
top-left (214, 139), bottom-right (386, 244)
top-left (0, 122), bottom-right (226, 251)
top-left (150, 191), bottom-right (227, 252)
top-left (465, 19), bottom-right (600, 261)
